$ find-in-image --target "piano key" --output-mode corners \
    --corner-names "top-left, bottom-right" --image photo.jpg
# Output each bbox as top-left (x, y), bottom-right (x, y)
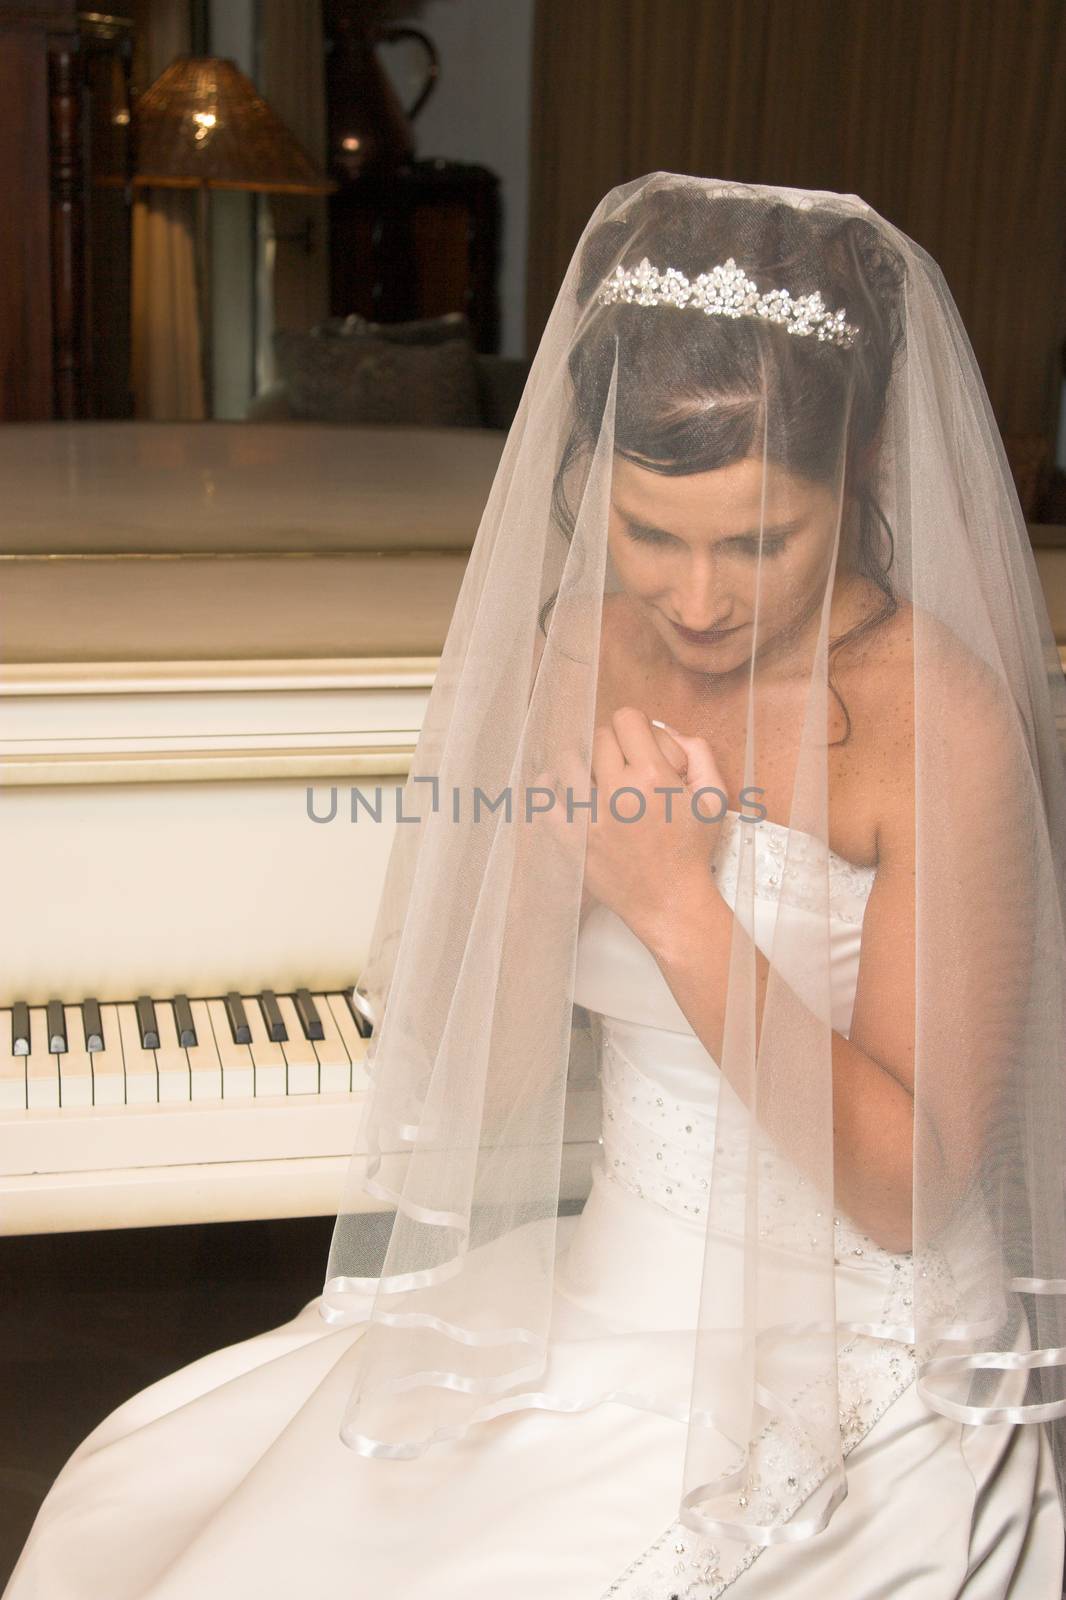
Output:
top-left (27, 1009), bottom-right (60, 1109)
top-left (308, 993), bottom-right (351, 1092)
top-left (206, 998), bottom-right (254, 1098)
top-left (135, 995), bottom-right (160, 1051)
top-left (293, 988), bottom-right (325, 1042)
top-left (116, 1003), bottom-right (158, 1104)
top-left (325, 992), bottom-right (372, 1091)
top-left (153, 1001), bottom-right (192, 1103)
top-left (224, 991), bottom-right (252, 1046)
top-left (90, 1003), bottom-right (126, 1105)
top-left (345, 987), bottom-right (375, 1039)
top-left (82, 998), bottom-right (105, 1053)
top-left (258, 989), bottom-right (287, 1043)
top-left (275, 994), bottom-right (319, 1094)
top-left (59, 1005), bottom-right (93, 1108)
top-left (46, 1000), bottom-right (67, 1055)
top-left (11, 1002), bottom-right (30, 1057)
top-left (172, 993), bottom-right (198, 1049)
top-left (243, 997), bottom-right (286, 1096)
top-left (187, 998), bottom-right (223, 1101)
top-left (0, 1009), bottom-right (27, 1109)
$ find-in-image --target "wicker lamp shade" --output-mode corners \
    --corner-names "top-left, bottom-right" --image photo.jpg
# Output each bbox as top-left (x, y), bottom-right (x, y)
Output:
top-left (133, 55), bottom-right (335, 195)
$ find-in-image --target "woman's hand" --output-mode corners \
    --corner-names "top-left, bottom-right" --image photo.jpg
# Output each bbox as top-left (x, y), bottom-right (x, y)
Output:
top-left (533, 706), bottom-right (729, 947)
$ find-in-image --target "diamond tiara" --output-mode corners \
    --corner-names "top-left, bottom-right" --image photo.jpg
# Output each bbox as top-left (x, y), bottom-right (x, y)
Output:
top-left (596, 255), bottom-right (860, 348)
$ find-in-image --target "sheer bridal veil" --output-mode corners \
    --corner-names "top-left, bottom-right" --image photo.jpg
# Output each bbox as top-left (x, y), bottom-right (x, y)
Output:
top-left (320, 174), bottom-right (1066, 1546)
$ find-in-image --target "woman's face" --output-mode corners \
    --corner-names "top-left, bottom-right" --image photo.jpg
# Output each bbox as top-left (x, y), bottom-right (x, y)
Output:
top-left (607, 453), bottom-right (845, 679)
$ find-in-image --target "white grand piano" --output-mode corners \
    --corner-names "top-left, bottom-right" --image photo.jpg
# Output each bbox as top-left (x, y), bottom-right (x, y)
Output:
top-left (0, 421), bottom-right (601, 1235)
top-left (1, 422), bottom-right (1062, 1235)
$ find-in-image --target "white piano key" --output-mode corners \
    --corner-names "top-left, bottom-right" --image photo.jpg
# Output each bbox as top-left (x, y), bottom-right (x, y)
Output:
top-left (275, 994), bottom-right (319, 1095)
top-left (309, 993), bottom-right (351, 1093)
top-left (91, 1004), bottom-right (126, 1106)
top-left (154, 1002), bottom-right (192, 1103)
top-left (187, 998), bottom-right (223, 1101)
top-left (59, 1006), bottom-right (94, 1108)
top-left (117, 1003), bottom-right (158, 1103)
top-left (27, 1009), bottom-right (60, 1109)
top-left (0, 1009), bottom-right (27, 1110)
top-left (244, 998), bottom-right (286, 1097)
top-left (206, 998), bottom-right (254, 1099)
top-left (325, 992), bottom-right (371, 1091)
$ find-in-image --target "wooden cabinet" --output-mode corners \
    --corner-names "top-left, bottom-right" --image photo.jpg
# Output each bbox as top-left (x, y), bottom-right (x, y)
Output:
top-left (328, 157), bottom-right (501, 353)
top-left (0, 2), bottom-right (133, 421)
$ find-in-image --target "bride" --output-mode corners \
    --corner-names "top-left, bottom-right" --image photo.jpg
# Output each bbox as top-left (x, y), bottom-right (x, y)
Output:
top-left (7, 174), bottom-right (1066, 1599)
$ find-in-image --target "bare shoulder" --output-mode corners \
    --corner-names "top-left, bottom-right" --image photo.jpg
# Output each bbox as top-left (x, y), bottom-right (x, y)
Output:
top-left (837, 588), bottom-right (1014, 726)
top-left (828, 596), bottom-right (913, 863)
top-left (839, 593), bottom-right (1020, 863)
top-left (846, 593), bottom-right (1015, 736)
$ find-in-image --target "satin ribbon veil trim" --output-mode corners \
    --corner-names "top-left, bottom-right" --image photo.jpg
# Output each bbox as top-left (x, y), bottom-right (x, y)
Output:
top-left (322, 1132), bottom-right (1066, 1412)
top-left (324, 1055), bottom-right (1066, 1508)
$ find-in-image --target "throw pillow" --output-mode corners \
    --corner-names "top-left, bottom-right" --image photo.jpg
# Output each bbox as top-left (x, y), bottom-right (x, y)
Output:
top-left (273, 329), bottom-right (483, 428)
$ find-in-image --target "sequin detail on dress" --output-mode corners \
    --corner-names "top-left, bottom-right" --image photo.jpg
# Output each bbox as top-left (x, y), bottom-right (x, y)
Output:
top-left (711, 811), bottom-right (877, 927)
top-left (600, 1026), bottom-right (884, 1264)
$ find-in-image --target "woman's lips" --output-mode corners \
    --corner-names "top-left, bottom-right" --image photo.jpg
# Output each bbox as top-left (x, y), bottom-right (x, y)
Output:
top-left (669, 618), bottom-right (745, 644)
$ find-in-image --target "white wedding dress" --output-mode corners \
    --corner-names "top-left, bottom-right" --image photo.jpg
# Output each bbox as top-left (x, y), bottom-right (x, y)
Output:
top-left (6, 813), bottom-right (1064, 1600)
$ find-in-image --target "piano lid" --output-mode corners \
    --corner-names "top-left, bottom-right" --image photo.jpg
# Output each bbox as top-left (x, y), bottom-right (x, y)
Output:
top-left (0, 421), bottom-right (503, 669)
top-left (0, 421), bottom-right (504, 557)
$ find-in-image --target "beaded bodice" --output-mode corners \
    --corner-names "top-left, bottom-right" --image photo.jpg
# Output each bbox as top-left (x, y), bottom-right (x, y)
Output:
top-left (573, 809), bottom-right (880, 1258)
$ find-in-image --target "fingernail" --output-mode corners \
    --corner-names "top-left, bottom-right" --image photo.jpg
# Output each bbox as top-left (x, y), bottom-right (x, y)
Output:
top-left (651, 717), bottom-right (681, 734)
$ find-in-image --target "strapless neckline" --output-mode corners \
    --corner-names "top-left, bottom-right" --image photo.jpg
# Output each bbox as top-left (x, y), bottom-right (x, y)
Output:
top-left (709, 808), bottom-right (877, 922)
top-left (718, 807), bottom-right (876, 874)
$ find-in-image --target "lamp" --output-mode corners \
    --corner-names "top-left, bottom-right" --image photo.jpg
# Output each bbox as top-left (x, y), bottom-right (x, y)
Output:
top-left (131, 55), bottom-right (337, 415)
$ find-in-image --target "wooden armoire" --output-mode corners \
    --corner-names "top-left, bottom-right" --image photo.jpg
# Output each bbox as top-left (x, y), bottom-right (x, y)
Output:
top-left (0, 2), bottom-right (134, 421)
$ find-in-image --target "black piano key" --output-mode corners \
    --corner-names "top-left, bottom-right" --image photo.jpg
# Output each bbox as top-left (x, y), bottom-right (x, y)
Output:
top-left (293, 987), bottom-right (324, 1041)
top-left (172, 994), bottom-right (197, 1048)
top-left (224, 991), bottom-right (252, 1045)
top-left (82, 998), bottom-right (104, 1052)
top-left (11, 1002), bottom-right (30, 1056)
top-left (135, 995), bottom-right (160, 1051)
top-left (258, 990), bottom-right (287, 1042)
top-left (46, 1000), bottom-right (67, 1054)
top-left (345, 987), bottom-right (375, 1039)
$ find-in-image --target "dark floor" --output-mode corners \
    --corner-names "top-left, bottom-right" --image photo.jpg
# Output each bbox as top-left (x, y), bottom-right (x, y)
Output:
top-left (0, 1216), bottom-right (337, 1589)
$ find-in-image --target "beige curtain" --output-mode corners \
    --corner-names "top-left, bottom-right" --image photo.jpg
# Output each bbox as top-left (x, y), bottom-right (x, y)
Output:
top-left (528, 0), bottom-right (1066, 445)
top-left (130, 0), bottom-right (203, 420)
top-left (259, 0), bottom-right (330, 387)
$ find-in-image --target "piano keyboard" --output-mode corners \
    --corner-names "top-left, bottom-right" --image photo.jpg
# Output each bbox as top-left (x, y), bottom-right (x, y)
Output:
top-left (0, 987), bottom-right (389, 1236)
top-left (2, 988), bottom-right (373, 1113)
